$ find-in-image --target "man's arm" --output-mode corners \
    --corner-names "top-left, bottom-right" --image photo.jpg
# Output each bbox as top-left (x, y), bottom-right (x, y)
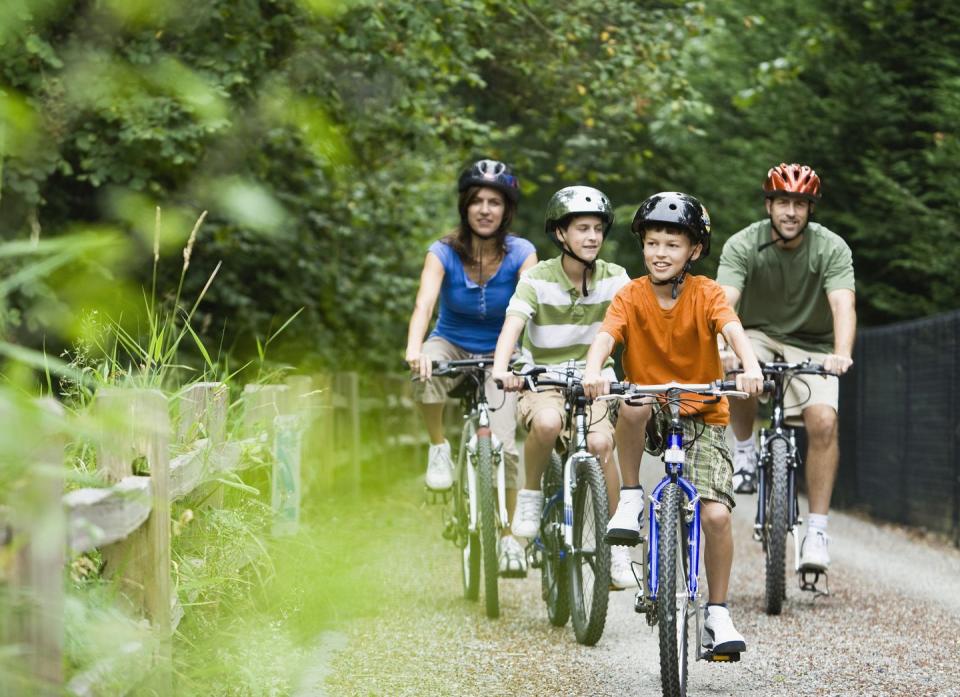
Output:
top-left (718, 284), bottom-right (743, 372)
top-left (720, 321), bottom-right (763, 395)
top-left (492, 315), bottom-right (528, 391)
top-left (825, 288), bottom-right (856, 375)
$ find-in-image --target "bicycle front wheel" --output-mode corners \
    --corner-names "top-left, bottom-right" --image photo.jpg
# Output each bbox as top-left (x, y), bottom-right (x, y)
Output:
top-left (541, 452), bottom-right (569, 627)
top-left (455, 421), bottom-right (479, 601)
top-left (477, 429), bottom-right (500, 619)
top-left (657, 482), bottom-right (689, 697)
top-left (764, 437), bottom-right (789, 615)
top-left (568, 456), bottom-right (610, 646)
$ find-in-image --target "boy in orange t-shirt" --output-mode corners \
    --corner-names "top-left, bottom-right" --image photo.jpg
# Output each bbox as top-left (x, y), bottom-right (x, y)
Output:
top-left (582, 191), bottom-right (763, 655)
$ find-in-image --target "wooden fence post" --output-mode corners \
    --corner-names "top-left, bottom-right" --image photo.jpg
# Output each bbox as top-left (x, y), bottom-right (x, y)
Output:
top-left (337, 372), bottom-right (362, 494)
top-left (178, 382), bottom-right (228, 508)
top-left (241, 384), bottom-right (289, 437)
top-left (270, 376), bottom-right (312, 535)
top-left (2, 399), bottom-right (65, 696)
top-left (313, 373), bottom-right (335, 490)
top-left (94, 388), bottom-right (171, 694)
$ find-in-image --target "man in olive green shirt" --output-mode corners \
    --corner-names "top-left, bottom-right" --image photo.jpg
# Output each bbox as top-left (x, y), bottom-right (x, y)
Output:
top-left (716, 163), bottom-right (856, 573)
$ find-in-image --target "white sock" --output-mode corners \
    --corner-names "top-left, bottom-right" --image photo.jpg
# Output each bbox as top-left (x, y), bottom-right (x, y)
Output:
top-left (808, 513), bottom-right (829, 533)
top-left (734, 436), bottom-right (755, 452)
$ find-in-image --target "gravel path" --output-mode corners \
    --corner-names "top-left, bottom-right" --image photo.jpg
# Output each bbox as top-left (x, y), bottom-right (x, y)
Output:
top-left (320, 468), bottom-right (960, 697)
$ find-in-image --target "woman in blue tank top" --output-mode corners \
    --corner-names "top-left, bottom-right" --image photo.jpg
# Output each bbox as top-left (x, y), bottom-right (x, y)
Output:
top-left (405, 158), bottom-right (537, 575)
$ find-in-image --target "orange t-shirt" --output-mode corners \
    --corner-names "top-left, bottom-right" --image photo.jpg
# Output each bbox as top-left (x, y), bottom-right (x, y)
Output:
top-left (601, 274), bottom-right (740, 425)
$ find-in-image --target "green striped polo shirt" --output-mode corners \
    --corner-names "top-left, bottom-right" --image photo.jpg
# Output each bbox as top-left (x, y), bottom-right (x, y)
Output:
top-left (506, 256), bottom-right (630, 374)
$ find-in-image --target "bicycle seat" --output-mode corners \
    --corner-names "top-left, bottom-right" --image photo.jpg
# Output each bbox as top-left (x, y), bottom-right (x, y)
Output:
top-left (446, 377), bottom-right (475, 401)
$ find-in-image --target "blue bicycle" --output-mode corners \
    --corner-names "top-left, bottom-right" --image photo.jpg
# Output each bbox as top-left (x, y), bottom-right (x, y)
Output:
top-left (605, 380), bottom-right (758, 697)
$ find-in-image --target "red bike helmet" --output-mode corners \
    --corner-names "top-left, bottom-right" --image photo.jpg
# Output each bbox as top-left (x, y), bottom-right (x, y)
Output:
top-left (763, 163), bottom-right (821, 201)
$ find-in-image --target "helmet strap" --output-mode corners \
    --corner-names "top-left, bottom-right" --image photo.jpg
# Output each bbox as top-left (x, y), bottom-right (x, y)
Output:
top-left (555, 230), bottom-right (595, 297)
top-left (759, 209), bottom-right (810, 251)
top-left (650, 259), bottom-right (693, 299)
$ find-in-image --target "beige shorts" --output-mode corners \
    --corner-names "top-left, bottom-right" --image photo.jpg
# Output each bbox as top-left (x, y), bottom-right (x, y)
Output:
top-left (746, 329), bottom-right (839, 421)
top-left (412, 336), bottom-right (520, 488)
top-left (517, 387), bottom-right (616, 448)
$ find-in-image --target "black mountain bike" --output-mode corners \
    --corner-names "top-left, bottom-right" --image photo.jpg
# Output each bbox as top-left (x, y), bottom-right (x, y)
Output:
top-left (732, 360), bottom-right (837, 614)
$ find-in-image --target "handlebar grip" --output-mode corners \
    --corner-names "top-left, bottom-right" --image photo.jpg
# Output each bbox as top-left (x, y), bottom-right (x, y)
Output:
top-left (717, 379), bottom-right (775, 393)
top-left (609, 382), bottom-right (627, 395)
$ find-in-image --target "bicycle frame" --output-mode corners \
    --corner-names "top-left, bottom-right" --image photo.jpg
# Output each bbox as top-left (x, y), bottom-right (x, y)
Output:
top-left (643, 399), bottom-right (702, 607)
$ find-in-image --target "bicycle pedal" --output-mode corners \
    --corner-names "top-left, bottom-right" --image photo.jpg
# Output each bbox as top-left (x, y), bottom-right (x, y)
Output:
top-left (604, 530), bottom-right (642, 547)
top-left (700, 649), bottom-right (740, 663)
top-left (798, 568), bottom-right (830, 597)
top-left (423, 486), bottom-right (451, 504)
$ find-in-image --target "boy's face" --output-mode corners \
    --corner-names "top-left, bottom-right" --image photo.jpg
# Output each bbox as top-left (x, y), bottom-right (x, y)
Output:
top-left (641, 226), bottom-right (701, 281)
top-left (556, 214), bottom-right (604, 262)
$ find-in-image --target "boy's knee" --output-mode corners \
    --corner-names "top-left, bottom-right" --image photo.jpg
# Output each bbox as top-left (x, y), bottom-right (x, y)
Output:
top-left (530, 409), bottom-right (563, 439)
top-left (700, 502), bottom-right (731, 533)
top-left (587, 432), bottom-right (613, 458)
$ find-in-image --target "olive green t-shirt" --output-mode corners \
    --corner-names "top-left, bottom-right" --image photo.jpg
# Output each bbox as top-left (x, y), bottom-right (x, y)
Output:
top-left (715, 220), bottom-right (855, 353)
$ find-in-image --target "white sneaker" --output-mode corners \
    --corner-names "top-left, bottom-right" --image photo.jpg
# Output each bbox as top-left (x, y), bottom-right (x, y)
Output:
top-left (425, 441), bottom-right (453, 491)
top-left (732, 448), bottom-right (757, 494)
top-left (702, 605), bottom-right (747, 654)
top-left (799, 529), bottom-right (830, 570)
top-left (511, 489), bottom-right (544, 539)
top-left (610, 545), bottom-right (636, 590)
top-left (605, 488), bottom-right (644, 545)
top-left (498, 535), bottom-right (527, 578)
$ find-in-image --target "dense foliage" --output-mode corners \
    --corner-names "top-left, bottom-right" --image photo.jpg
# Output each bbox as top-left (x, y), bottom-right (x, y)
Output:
top-left (1, 0), bottom-right (957, 375)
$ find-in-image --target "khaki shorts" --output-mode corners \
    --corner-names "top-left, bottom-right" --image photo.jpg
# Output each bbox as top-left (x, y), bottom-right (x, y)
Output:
top-left (646, 411), bottom-right (735, 511)
top-left (517, 388), bottom-right (616, 449)
top-left (411, 336), bottom-right (520, 488)
top-left (746, 329), bottom-right (839, 422)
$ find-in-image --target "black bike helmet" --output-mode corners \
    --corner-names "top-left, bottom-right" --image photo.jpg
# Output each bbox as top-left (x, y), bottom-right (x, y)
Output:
top-left (457, 158), bottom-right (520, 204)
top-left (631, 191), bottom-right (712, 258)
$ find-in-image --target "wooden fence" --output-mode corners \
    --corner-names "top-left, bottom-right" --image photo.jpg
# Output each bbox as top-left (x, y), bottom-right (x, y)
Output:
top-left (0, 371), bottom-right (422, 696)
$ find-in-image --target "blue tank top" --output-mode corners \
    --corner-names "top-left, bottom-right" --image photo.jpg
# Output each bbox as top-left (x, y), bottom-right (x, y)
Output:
top-left (428, 234), bottom-right (536, 354)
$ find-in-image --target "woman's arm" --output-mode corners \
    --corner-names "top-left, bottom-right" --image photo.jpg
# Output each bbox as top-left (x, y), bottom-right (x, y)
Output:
top-left (518, 251), bottom-right (538, 275)
top-left (405, 252), bottom-right (445, 379)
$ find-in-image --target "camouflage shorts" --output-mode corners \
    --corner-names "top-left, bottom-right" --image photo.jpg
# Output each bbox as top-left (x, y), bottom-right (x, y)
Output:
top-left (646, 411), bottom-right (735, 511)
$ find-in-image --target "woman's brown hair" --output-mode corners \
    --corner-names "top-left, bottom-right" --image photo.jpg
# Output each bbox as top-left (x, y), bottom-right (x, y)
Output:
top-left (441, 186), bottom-right (516, 266)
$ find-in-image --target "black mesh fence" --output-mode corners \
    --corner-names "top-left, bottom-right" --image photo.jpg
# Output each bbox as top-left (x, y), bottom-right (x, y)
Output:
top-left (836, 310), bottom-right (960, 545)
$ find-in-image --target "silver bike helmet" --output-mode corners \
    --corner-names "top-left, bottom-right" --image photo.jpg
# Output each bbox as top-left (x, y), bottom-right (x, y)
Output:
top-left (544, 185), bottom-right (614, 241)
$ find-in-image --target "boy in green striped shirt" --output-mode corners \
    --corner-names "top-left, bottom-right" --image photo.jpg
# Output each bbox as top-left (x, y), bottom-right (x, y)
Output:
top-left (492, 185), bottom-right (633, 587)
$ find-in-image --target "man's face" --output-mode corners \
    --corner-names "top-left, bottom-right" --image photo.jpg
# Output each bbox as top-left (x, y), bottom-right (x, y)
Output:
top-left (766, 196), bottom-right (812, 240)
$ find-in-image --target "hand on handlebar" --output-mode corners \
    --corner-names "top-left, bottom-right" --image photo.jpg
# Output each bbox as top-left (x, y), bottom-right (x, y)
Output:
top-left (822, 354), bottom-right (853, 375)
top-left (581, 370), bottom-right (609, 401)
top-left (493, 370), bottom-right (525, 392)
top-left (736, 365), bottom-right (765, 396)
top-left (405, 348), bottom-right (433, 380)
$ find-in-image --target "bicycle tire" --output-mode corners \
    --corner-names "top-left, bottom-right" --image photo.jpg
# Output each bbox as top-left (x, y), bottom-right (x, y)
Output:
top-left (657, 482), bottom-right (689, 697)
top-left (456, 421), bottom-right (480, 601)
top-left (477, 429), bottom-right (499, 618)
top-left (569, 456), bottom-right (610, 646)
top-left (541, 452), bottom-right (570, 627)
top-left (764, 437), bottom-right (789, 615)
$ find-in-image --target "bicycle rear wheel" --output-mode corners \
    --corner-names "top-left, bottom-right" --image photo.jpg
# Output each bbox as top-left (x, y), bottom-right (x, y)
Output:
top-left (477, 429), bottom-right (499, 618)
top-left (763, 438), bottom-right (789, 615)
top-left (541, 452), bottom-right (569, 627)
top-left (568, 456), bottom-right (610, 646)
top-left (657, 482), bottom-right (689, 697)
top-left (455, 421), bottom-right (479, 601)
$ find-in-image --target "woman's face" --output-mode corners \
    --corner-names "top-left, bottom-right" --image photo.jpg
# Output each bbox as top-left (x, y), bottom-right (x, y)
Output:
top-left (466, 187), bottom-right (506, 237)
